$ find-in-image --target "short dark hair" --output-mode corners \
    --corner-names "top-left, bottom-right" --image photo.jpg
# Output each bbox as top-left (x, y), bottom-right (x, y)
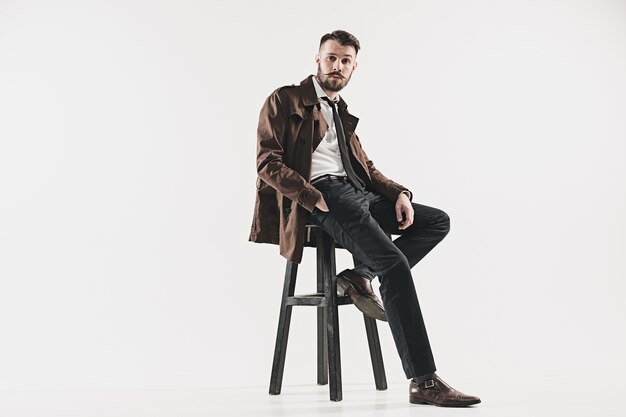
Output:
top-left (319, 30), bottom-right (360, 56)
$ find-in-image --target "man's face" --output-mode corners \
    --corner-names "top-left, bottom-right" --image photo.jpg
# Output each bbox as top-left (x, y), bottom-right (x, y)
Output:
top-left (315, 39), bottom-right (358, 92)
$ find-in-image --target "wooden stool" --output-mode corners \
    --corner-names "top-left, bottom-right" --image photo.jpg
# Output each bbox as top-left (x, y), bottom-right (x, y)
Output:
top-left (268, 224), bottom-right (388, 401)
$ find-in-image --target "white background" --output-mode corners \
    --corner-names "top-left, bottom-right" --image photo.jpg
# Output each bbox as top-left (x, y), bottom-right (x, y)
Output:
top-left (1, 0), bottom-right (625, 414)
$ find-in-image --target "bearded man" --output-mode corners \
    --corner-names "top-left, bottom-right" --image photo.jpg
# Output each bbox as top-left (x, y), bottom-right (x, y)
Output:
top-left (249, 29), bottom-right (481, 407)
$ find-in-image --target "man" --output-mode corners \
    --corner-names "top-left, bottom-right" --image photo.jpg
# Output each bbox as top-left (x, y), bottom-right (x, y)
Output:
top-left (249, 30), bottom-right (480, 407)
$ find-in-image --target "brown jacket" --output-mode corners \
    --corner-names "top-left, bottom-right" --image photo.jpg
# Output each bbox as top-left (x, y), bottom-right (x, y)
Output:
top-left (248, 74), bottom-right (412, 263)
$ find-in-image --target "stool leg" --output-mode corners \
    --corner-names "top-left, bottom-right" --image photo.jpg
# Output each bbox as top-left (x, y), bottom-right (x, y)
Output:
top-left (363, 316), bottom-right (388, 390)
top-left (352, 255), bottom-right (388, 391)
top-left (269, 261), bottom-right (298, 395)
top-left (317, 262), bottom-right (328, 385)
top-left (321, 231), bottom-right (342, 401)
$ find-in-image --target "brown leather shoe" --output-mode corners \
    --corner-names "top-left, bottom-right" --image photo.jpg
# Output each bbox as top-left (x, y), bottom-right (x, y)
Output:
top-left (409, 375), bottom-right (481, 407)
top-left (336, 269), bottom-right (387, 321)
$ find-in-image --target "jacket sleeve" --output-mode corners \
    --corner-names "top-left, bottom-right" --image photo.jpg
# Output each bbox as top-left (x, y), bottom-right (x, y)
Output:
top-left (256, 90), bottom-right (322, 213)
top-left (354, 133), bottom-right (413, 202)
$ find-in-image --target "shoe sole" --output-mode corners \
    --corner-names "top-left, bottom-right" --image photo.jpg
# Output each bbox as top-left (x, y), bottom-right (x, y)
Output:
top-left (410, 397), bottom-right (481, 407)
top-left (337, 275), bottom-right (387, 322)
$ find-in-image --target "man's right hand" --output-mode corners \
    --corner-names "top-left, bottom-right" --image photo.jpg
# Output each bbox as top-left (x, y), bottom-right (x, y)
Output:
top-left (315, 195), bottom-right (330, 212)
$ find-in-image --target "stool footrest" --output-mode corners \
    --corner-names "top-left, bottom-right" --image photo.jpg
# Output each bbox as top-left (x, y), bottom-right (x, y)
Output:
top-left (287, 294), bottom-right (352, 306)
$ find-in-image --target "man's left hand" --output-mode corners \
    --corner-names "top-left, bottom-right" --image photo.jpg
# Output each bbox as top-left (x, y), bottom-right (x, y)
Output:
top-left (395, 193), bottom-right (414, 230)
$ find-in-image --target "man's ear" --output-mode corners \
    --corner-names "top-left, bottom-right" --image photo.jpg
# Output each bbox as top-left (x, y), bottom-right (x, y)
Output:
top-left (352, 60), bottom-right (358, 71)
top-left (315, 53), bottom-right (320, 64)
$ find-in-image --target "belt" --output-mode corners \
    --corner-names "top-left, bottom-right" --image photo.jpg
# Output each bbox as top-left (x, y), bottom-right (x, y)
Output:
top-left (310, 174), bottom-right (349, 186)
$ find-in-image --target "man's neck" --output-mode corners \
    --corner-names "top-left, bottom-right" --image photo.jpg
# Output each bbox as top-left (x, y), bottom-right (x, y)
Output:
top-left (325, 90), bottom-right (339, 102)
top-left (314, 76), bottom-right (340, 102)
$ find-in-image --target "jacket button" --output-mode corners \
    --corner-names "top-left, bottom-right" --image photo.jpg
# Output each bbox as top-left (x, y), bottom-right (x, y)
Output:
top-left (284, 207), bottom-right (292, 214)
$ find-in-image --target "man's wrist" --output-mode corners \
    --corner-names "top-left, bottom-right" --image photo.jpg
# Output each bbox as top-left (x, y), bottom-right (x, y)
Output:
top-left (399, 190), bottom-right (412, 201)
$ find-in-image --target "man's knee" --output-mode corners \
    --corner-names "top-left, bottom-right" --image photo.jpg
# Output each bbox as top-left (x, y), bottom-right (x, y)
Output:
top-left (377, 250), bottom-right (412, 288)
top-left (436, 209), bottom-right (450, 237)
top-left (379, 250), bottom-right (411, 277)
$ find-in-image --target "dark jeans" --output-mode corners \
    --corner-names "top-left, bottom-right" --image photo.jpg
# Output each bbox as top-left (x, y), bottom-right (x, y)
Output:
top-left (307, 176), bottom-right (450, 379)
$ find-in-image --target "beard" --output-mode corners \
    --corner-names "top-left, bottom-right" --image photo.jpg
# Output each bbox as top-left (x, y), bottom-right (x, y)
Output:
top-left (316, 65), bottom-right (351, 92)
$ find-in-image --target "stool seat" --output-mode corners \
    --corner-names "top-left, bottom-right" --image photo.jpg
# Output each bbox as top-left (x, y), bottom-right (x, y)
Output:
top-left (303, 223), bottom-right (345, 248)
top-left (268, 223), bottom-right (388, 402)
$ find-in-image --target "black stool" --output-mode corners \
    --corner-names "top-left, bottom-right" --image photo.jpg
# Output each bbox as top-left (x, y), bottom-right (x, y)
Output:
top-left (269, 223), bottom-right (388, 401)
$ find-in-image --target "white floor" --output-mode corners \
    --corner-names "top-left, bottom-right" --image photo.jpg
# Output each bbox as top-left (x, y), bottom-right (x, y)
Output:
top-left (1, 383), bottom-right (624, 417)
